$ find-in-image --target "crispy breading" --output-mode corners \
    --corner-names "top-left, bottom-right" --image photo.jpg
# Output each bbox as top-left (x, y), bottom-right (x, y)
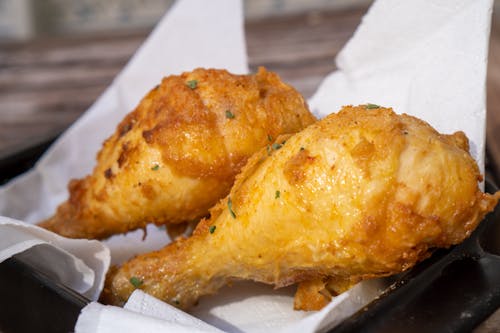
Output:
top-left (102, 105), bottom-right (499, 309)
top-left (294, 279), bottom-right (332, 311)
top-left (293, 276), bottom-right (358, 311)
top-left (39, 67), bottom-right (316, 239)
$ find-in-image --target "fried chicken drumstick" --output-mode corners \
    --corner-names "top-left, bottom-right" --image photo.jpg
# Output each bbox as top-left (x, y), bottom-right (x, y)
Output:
top-left (39, 68), bottom-right (316, 239)
top-left (102, 105), bottom-right (499, 309)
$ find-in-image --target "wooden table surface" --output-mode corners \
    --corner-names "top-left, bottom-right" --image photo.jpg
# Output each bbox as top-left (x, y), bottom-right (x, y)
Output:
top-left (0, 5), bottom-right (499, 332)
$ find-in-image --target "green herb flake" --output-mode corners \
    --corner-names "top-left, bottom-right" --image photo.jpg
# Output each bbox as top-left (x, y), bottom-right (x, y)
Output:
top-left (300, 147), bottom-right (305, 151)
top-left (275, 190), bottom-right (280, 199)
top-left (209, 225), bottom-right (216, 234)
top-left (272, 143), bottom-right (282, 150)
top-left (186, 80), bottom-right (198, 89)
top-left (151, 164), bottom-right (160, 171)
top-left (267, 134), bottom-right (273, 142)
top-left (174, 300), bottom-right (180, 305)
top-left (129, 276), bottom-right (143, 288)
top-left (365, 103), bottom-right (380, 109)
top-left (225, 110), bottom-right (235, 119)
top-left (266, 145), bottom-right (272, 156)
top-left (228, 197), bottom-right (236, 218)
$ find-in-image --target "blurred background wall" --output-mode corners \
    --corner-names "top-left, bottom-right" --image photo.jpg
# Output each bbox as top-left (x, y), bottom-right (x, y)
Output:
top-left (0, 0), bottom-right (372, 41)
top-left (1, 0), bottom-right (500, 185)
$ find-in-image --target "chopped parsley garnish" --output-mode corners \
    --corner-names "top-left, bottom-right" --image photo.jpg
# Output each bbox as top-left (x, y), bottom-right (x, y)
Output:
top-left (266, 145), bottom-right (272, 156)
top-left (129, 277), bottom-right (143, 288)
top-left (275, 190), bottom-right (280, 199)
top-left (151, 164), bottom-right (160, 171)
top-left (209, 225), bottom-right (216, 234)
top-left (272, 143), bottom-right (282, 150)
top-left (225, 110), bottom-right (235, 119)
top-left (186, 80), bottom-right (198, 89)
top-left (228, 197), bottom-right (236, 218)
top-left (300, 147), bottom-right (305, 151)
top-left (267, 134), bottom-right (273, 142)
top-left (365, 103), bottom-right (380, 109)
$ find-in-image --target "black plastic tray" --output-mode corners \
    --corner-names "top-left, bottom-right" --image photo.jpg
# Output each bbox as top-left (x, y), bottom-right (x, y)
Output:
top-left (0, 257), bottom-right (90, 333)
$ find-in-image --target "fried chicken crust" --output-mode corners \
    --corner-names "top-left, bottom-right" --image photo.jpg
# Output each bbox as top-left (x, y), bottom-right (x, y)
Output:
top-left (101, 105), bottom-right (499, 309)
top-left (39, 67), bottom-right (316, 239)
top-left (293, 277), bottom-right (356, 311)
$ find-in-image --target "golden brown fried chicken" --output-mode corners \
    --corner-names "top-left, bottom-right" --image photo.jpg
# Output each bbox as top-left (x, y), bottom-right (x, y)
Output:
top-left (39, 67), bottom-right (316, 239)
top-left (101, 105), bottom-right (500, 309)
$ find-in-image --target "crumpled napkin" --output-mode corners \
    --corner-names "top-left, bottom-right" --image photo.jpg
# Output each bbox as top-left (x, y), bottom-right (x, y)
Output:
top-left (0, 0), bottom-right (494, 332)
top-left (75, 290), bottom-right (224, 333)
top-left (309, 0), bottom-right (493, 169)
top-left (75, 280), bottom-right (385, 333)
top-left (0, 216), bottom-right (109, 300)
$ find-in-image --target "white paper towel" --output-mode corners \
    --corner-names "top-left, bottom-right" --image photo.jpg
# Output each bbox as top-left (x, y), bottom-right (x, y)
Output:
top-left (0, 216), bottom-right (109, 300)
top-left (309, 0), bottom-right (493, 169)
top-left (75, 290), bottom-right (224, 333)
top-left (76, 280), bottom-right (385, 333)
top-left (0, 0), bottom-right (494, 332)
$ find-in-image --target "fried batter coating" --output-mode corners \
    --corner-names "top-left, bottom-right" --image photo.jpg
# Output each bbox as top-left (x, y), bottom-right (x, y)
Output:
top-left (39, 68), bottom-right (316, 239)
top-left (101, 105), bottom-right (499, 309)
top-left (293, 277), bottom-right (356, 311)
